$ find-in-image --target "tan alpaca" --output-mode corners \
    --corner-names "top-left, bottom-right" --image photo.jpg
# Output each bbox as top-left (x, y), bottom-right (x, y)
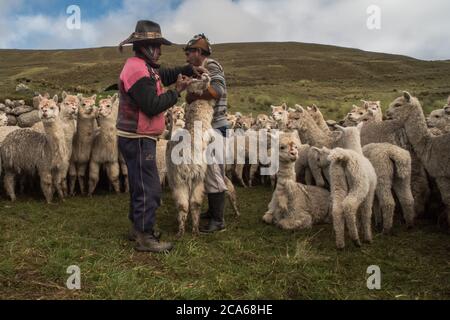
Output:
top-left (307, 104), bottom-right (330, 133)
top-left (262, 131), bottom-right (331, 230)
top-left (0, 112), bottom-right (8, 127)
top-left (69, 94), bottom-right (98, 195)
top-left (320, 147), bottom-right (377, 249)
top-left (166, 75), bottom-right (214, 237)
top-left (1, 95), bottom-right (68, 203)
top-left (88, 94), bottom-right (121, 195)
top-left (427, 108), bottom-right (450, 135)
top-left (361, 100), bottom-right (383, 122)
top-left (271, 103), bottom-right (289, 130)
top-left (343, 105), bottom-right (366, 126)
top-left (387, 92), bottom-right (450, 228)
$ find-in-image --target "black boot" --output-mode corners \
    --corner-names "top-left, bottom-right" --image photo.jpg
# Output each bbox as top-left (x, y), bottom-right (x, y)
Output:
top-left (200, 192), bottom-right (226, 233)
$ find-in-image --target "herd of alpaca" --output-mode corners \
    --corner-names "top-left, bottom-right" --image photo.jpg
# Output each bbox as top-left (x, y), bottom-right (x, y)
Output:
top-left (0, 90), bottom-right (448, 248)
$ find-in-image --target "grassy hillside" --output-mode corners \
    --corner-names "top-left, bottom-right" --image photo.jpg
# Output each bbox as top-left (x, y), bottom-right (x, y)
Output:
top-left (1, 42), bottom-right (450, 119)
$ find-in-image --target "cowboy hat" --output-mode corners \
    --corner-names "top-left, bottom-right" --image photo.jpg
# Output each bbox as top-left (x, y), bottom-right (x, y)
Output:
top-left (119, 20), bottom-right (172, 50)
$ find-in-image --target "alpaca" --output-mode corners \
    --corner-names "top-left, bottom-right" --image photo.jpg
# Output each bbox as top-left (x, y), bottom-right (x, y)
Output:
top-left (32, 91), bottom-right (80, 196)
top-left (88, 94), bottom-right (121, 195)
top-left (361, 100), bottom-right (383, 122)
top-left (427, 108), bottom-right (450, 135)
top-left (287, 105), bottom-right (334, 148)
top-left (271, 103), bottom-right (289, 131)
top-left (343, 105), bottom-right (366, 127)
top-left (307, 104), bottom-right (330, 133)
top-left (318, 147), bottom-right (377, 249)
top-left (166, 74), bottom-right (214, 237)
top-left (262, 131), bottom-right (331, 230)
top-left (386, 91), bottom-right (450, 228)
top-left (1, 95), bottom-right (68, 203)
top-left (69, 94), bottom-right (98, 195)
top-left (362, 143), bottom-right (415, 233)
top-left (358, 113), bottom-right (430, 218)
top-left (0, 112), bottom-right (8, 127)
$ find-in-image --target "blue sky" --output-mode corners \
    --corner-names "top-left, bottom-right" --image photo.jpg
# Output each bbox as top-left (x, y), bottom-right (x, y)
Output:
top-left (0, 0), bottom-right (449, 60)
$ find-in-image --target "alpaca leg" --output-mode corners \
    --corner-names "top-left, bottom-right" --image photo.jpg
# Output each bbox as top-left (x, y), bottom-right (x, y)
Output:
top-left (304, 168), bottom-right (313, 185)
top-left (360, 197), bottom-right (374, 243)
top-left (88, 161), bottom-right (100, 196)
top-left (190, 183), bottom-right (205, 236)
top-left (52, 172), bottom-right (65, 201)
top-left (106, 162), bottom-right (121, 194)
top-left (69, 162), bottom-right (77, 196)
top-left (435, 177), bottom-right (450, 230)
top-left (248, 164), bottom-right (259, 187)
top-left (224, 177), bottom-right (240, 217)
top-left (4, 171), bottom-right (17, 202)
top-left (376, 185), bottom-right (396, 235)
top-left (77, 162), bottom-right (88, 195)
top-left (262, 211), bottom-right (274, 224)
top-left (234, 164), bottom-right (247, 187)
top-left (331, 201), bottom-right (346, 249)
top-left (174, 186), bottom-right (190, 238)
top-left (393, 177), bottom-right (415, 229)
top-left (277, 214), bottom-right (312, 230)
top-left (40, 172), bottom-right (53, 204)
top-left (342, 196), bottom-right (361, 247)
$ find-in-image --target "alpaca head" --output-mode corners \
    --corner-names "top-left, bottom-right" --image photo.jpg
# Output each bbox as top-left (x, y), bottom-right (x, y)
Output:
top-left (61, 91), bottom-right (80, 120)
top-left (226, 113), bottom-right (238, 129)
top-left (386, 91), bottom-right (421, 122)
top-left (235, 114), bottom-right (253, 131)
top-left (278, 131), bottom-right (301, 163)
top-left (287, 104), bottom-right (313, 131)
top-left (311, 146), bottom-right (332, 168)
top-left (187, 73), bottom-right (211, 95)
top-left (362, 100), bottom-right (382, 119)
top-left (37, 94), bottom-right (60, 122)
top-left (427, 108), bottom-right (447, 128)
top-left (98, 93), bottom-right (118, 119)
top-left (306, 104), bottom-right (325, 123)
top-left (0, 112), bottom-right (8, 127)
top-left (77, 94), bottom-right (98, 119)
top-left (346, 105), bottom-right (367, 124)
top-left (169, 104), bottom-right (186, 128)
top-left (271, 103), bottom-right (288, 122)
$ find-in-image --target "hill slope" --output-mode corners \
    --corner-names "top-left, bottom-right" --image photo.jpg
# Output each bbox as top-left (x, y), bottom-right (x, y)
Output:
top-left (1, 42), bottom-right (449, 119)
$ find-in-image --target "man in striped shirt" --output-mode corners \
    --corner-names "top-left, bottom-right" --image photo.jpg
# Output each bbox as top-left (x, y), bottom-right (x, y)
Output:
top-left (184, 34), bottom-right (230, 233)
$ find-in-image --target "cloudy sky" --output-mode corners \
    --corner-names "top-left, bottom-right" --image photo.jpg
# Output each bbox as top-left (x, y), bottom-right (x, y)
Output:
top-left (0, 0), bottom-right (448, 60)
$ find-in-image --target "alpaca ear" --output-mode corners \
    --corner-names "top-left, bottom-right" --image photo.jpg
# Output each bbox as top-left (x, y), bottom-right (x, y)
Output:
top-left (62, 91), bottom-right (67, 100)
top-left (306, 106), bottom-right (312, 111)
top-left (77, 93), bottom-right (83, 101)
top-left (111, 93), bottom-right (118, 105)
top-left (376, 101), bottom-right (381, 107)
top-left (53, 95), bottom-right (59, 103)
top-left (403, 91), bottom-right (411, 102)
top-left (312, 104), bottom-right (318, 112)
top-left (91, 94), bottom-right (97, 101)
top-left (281, 103), bottom-right (288, 111)
top-left (294, 104), bottom-right (304, 112)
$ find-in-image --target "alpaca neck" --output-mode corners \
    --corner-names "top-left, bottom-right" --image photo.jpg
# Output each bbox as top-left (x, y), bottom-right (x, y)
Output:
top-left (277, 160), bottom-right (296, 182)
top-left (296, 121), bottom-right (329, 147)
top-left (43, 119), bottom-right (67, 160)
top-left (403, 103), bottom-right (431, 158)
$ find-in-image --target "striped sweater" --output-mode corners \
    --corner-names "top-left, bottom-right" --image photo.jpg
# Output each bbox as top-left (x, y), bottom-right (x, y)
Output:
top-left (205, 58), bottom-right (228, 129)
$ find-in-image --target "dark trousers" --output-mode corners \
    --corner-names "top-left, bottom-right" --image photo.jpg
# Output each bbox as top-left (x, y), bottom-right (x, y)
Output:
top-left (118, 137), bottom-right (161, 234)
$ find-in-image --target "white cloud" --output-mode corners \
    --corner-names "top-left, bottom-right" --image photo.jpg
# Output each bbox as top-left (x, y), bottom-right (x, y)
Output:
top-left (0, 0), bottom-right (449, 60)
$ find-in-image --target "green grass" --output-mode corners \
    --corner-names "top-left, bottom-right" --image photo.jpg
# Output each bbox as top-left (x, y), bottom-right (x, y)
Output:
top-left (0, 187), bottom-right (449, 300)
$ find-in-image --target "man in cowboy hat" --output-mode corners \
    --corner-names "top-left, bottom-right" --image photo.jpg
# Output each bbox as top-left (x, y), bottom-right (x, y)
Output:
top-left (184, 33), bottom-right (230, 233)
top-left (117, 20), bottom-right (199, 253)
